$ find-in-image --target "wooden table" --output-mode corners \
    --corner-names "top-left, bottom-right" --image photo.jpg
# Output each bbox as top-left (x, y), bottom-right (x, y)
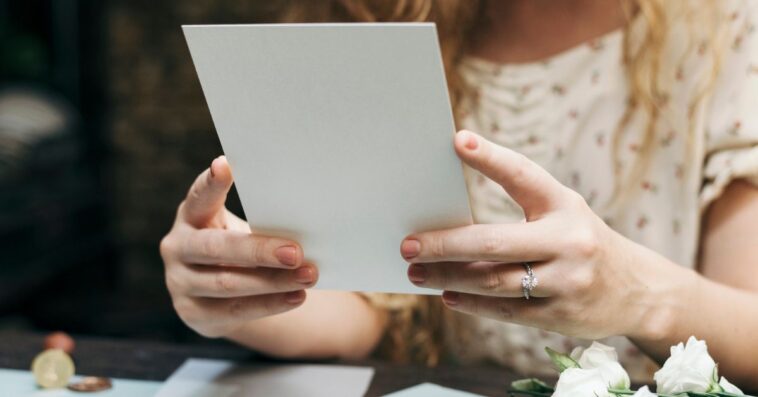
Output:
top-left (0, 331), bottom-right (524, 396)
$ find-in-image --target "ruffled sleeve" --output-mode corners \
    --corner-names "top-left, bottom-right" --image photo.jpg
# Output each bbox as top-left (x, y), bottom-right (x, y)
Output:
top-left (700, 0), bottom-right (758, 211)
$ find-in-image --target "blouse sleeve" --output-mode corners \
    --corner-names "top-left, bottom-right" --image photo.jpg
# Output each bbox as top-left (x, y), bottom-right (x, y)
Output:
top-left (700, 0), bottom-right (758, 211)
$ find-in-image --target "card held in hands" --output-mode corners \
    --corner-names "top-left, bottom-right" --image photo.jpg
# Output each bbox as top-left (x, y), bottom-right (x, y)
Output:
top-left (183, 23), bottom-right (472, 294)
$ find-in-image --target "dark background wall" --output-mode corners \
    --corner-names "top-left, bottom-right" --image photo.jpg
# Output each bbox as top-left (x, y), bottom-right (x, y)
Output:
top-left (102, 0), bottom-right (256, 339)
top-left (0, 0), bottom-right (286, 342)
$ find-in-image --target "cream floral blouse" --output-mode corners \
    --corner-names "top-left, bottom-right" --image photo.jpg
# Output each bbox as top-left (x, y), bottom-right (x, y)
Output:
top-left (366, 0), bottom-right (757, 383)
top-left (446, 0), bottom-right (758, 382)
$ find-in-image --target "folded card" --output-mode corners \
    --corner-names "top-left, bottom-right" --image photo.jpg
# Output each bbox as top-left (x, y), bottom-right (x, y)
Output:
top-left (183, 23), bottom-right (472, 294)
top-left (155, 359), bottom-right (374, 397)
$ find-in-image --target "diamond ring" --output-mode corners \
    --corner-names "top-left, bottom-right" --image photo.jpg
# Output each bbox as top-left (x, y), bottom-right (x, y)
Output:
top-left (521, 263), bottom-right (538, 299)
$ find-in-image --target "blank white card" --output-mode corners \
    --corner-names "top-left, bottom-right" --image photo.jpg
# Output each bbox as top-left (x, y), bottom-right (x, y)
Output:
top-left (183, 23), bottom-right (472, 294)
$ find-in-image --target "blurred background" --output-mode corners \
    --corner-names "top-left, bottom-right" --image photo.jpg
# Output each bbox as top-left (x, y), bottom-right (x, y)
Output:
top-left (0, 0), bottom-right (286, 343)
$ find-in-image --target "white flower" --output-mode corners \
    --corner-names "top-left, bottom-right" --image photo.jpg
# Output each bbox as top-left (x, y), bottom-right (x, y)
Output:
top-left (631, 386), bottom-right (657, 397)
top-left (570, 342), bottom-right (630, 389)
top-left (719, 376), bottom-right (744, 395)
top-left (553, 368), bottom-right (609, 397)
top-left (654, 336), bottom-right (717, 394)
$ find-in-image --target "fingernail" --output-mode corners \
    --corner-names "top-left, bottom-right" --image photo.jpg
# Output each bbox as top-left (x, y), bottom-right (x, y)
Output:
top-left (210, 156), bottom-right (223, 178)
top-left (408, 264), bottom-right (426, 284)
top-left (401, 239), bottom-right (421, 260)
top-left (275, 245), bottom-right (299, 267)
top-left (294, 266), bottom-right (315, 285)
top-left (284, 290), bottom-right (305, 304)
top-left (463, 131), bottom-right (478, 150)
top-left (442, 291), bottom-right (460, 306)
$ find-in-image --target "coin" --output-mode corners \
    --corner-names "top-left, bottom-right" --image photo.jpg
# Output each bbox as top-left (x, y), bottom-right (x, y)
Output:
top-left (31, 349), bottom-right (75, 389)
top-left (67, 376), bottom-right (113, 392)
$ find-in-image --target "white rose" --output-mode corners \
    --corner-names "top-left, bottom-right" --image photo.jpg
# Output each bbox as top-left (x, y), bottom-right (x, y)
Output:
top-left (570, 342), bottom-right (630, 389)
top-left (654, 336), bottom-right (717, 394)
top-left (631, 386), bottom-right (657, 397)
top-left (719, 377), bottom-right (744, 395)
top-left (553, 368), bottom-right (609, 397)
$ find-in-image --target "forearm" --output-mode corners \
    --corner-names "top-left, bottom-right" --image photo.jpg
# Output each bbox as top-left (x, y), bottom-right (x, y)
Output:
top-left (625, 238), bottom-right (758, 388)
top-left (226, 290), bottom-right (387, 360)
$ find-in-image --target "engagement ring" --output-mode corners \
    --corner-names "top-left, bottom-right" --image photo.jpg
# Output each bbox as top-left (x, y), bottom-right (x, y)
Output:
top-left (521, 263), bottom-right (538, 300)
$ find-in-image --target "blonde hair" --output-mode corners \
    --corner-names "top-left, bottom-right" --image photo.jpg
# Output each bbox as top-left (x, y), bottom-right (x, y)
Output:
top-left (276, 0), bottom-right (725, 365)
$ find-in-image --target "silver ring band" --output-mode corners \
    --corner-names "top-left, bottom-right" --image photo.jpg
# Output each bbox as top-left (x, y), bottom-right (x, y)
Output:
top-left (521, 263), bottom-right (538, 300)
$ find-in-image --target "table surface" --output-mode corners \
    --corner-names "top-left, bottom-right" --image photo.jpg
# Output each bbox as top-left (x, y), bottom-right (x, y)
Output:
top-left (0, 331), bottom-right (526, 396)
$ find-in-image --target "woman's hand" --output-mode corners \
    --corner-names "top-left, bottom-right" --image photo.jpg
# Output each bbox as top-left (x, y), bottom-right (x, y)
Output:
top-left (160, 156), bottom-right (318, 338)
top-left (401, 130), bottom-right (691, 341)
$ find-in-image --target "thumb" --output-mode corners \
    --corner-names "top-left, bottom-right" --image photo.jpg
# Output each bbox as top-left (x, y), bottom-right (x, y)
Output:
top-left (454, 130), bottom-right (567, 218)
top-left (181, 156), bottom-right (234, 228)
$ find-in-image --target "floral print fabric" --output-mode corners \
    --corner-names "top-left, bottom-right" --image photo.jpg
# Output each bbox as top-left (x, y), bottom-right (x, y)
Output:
top-left (448, 0), bottom-right (758, 381)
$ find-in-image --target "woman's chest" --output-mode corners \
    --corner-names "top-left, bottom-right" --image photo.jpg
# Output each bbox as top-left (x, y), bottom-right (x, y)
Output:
top-left (458, 54), bottom-right (702, 267)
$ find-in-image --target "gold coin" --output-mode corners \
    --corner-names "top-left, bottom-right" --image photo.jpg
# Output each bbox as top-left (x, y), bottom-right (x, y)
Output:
top-left (67, 376), bottom-right (113, 392)
top-left (31, 349), bottom-right (75, 389)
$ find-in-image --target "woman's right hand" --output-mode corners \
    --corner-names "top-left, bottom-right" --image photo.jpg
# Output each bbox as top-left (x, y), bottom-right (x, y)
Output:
top-left (159, 156), bottom-right (318, 338)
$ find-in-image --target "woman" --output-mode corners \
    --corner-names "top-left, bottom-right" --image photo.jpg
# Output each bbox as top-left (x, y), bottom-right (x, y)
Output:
top-left (160, 0), bottom-right (758, 385)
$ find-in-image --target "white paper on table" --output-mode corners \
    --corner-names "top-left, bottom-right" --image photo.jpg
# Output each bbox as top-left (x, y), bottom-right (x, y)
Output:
top-left (183, 23), bottom-right (473, 294)
top-left (154, 358), bottom-right (374, 397)
top-left (382, 383), bottom-right (485, 397)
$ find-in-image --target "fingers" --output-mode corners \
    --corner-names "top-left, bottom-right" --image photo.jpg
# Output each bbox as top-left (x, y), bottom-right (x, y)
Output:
top-left (401, 223), bottom-right (554, 264)
top-left (454, 130), bottom-right (567, 218)
top-left (182, 156), bottom-right (234, 228)
top-left (440, 291), bottom-right (551, 328)
top-left (408, 261), bottom-right (552, 298)
top-left (180, 264), bottom-right (318, 298)
top-left (180, 228), bottom-right (303, 268)
top-left (185, 291), bottom-right (307, 335)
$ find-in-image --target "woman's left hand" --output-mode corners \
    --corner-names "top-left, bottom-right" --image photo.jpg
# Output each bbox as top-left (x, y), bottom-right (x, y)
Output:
top-left (401, 130), bottom-right (688, 341)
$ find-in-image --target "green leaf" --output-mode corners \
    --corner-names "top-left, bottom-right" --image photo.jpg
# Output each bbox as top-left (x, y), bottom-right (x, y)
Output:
top-left (511, 378), bottom-right (554, 393)
top-left (544, 346), bottom-right (580, 372)
top-left (705, 365), bottom-right (722, 395)
top-left (607, 388), bottom-right (635, 395)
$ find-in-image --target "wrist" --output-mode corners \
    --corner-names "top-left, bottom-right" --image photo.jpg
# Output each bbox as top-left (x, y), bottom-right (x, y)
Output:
top-left (640, 271), bottom-right (700, 346)
top-left (615, 234), bottom-right (698, 343)
top-left (628, 266), bottom-right (702, 364)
